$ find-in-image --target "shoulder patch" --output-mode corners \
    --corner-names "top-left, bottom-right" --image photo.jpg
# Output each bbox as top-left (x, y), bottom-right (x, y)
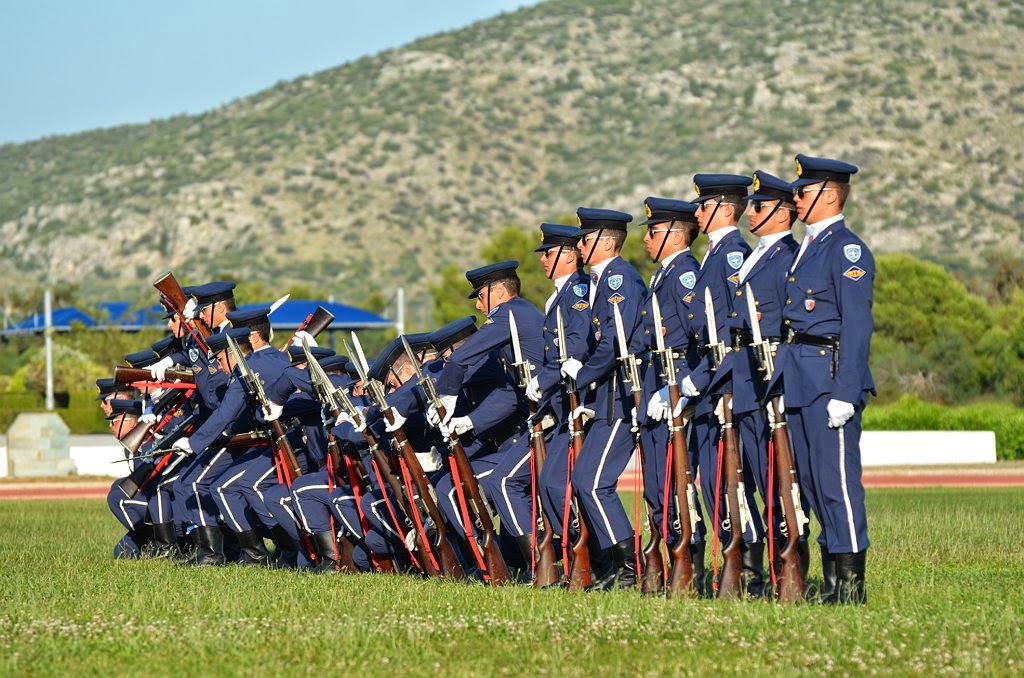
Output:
top-left (726, 252), bottom-right (744, 270)
top-left (679, 271), bottom-right (696, 290)
top-left (844, 244), bottom-right (862, 263)
top-left (608, 293), bottom-right (626, 304)
top-left (572, 300), bottom-right (590, 311)
top-left (608, 274), bottom-right (623, 291)
top-left (843, 265), bottom-right (866, 281)
top-left (572, 283), bottom-right (588, 298)
top-left (188, 348), bottom-right (200, 363)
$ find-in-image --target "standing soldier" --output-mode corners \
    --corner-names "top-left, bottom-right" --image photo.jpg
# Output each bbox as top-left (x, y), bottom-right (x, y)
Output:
top-left (559, 207), bottom-right (647, 589)
top-left (768, 154), bottom-right (873, 604)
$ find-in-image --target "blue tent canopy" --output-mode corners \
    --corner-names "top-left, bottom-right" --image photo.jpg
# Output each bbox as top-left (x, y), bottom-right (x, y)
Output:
top-left (3, 299), bottom-right (392, 334)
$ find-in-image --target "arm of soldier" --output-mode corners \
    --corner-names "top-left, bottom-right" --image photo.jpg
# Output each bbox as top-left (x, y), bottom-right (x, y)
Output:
top-left (459, 381), bottom-right (521, 434)
top-left (187, 378), bottom-right (249, 454)
top-left (435, 311), bottom-right (510, 396)
top-left (537, 295), bottom-right (592, 393)
top-left (832, 244), bottom-right (875, 404)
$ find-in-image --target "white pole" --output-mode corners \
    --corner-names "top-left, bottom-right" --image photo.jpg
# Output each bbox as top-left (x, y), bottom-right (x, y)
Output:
top-left (44, 288), bottom-right (54, 411)
top-left (396, 287), bottom-right (405, 336)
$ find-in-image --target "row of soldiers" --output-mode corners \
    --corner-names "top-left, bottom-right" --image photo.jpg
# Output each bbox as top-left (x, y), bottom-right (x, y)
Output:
top-left (100, 153), bottom-right (872, 604)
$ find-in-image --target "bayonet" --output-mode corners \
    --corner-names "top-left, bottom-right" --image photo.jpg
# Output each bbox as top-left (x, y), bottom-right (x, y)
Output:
top-left (745, 283), bottom-right (774, 379)
top-left (704, 287), bottom-right (726, 369)
top-left (508, 310), bottom-right (534, 390)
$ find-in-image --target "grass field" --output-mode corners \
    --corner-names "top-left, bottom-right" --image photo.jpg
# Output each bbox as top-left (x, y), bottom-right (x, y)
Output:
top-left (2, 488), bottom-right (1023, 676)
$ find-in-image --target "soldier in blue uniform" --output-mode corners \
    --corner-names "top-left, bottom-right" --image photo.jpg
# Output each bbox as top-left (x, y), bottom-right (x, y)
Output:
top-left (767, 154), bottom-right (873, 604)
top-left (484, 224), bottom-right (591, 577)
top-left (559, 207), bottom-right (647, 588)
top-left (718, 170), bottom-right (804, 592)
top-left (636, 197), bottom-right (707, 589)
top-left (104, 399), bottom-right (152, 558)
top-left (679, 174), bottom-right (758, 593)
top-left (428, 261), bottom-right (544, 572)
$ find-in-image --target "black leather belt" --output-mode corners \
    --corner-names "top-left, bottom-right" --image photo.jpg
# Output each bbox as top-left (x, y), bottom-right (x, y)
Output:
top-left (731, 329), bottom-right (782, 348)
top-left (786, 331), bottom-right (839, 350)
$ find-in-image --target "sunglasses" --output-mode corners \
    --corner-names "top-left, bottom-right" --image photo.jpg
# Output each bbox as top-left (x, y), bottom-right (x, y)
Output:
top-left (794, 186), bottom-right (836, 199)
top-left (645, 225), bottom-right (676, 237)
top-left (750, 200), bottom-right (796, 213)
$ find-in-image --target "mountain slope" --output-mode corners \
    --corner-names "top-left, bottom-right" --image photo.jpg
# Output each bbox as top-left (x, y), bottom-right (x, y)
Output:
top-left (1, 0), bottom-right (1021, 324)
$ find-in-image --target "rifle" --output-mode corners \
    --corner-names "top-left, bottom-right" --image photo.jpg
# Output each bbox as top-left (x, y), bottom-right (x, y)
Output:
top-left (280, 306), bottom-right (335, 350)
top-left (745, 284), bottom-right (808, 602)
top-left (225, 334), bottom-right (302, 481)
top-left (396, 332), bottom-right (511, 585)
top-left (612, 302), bottom-right (662, 593)
top-left (705, 288), bottom-right (745, 599)
top-left (116, 412), bottom-right (197, 497)
top-left (508, 311), bottom-right (559, 588)
top-left (114, 365), bottom-right (195, 385)
top-left (556, 307), bottom-right (592, 590)
top-left (650, 295), bottom-right (699, 597)
top-left (344, 336), bottom-right (440, 577)
top-left (153, 271), bottom-right (210, 350)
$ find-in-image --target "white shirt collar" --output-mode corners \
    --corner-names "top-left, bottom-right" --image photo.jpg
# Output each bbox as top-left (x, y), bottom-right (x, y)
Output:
top-left (552, 272), bottom-right (572, 293)
top-left (757, 230), bottom-right (791, 249)
top-left (589, 255), bottom-right (617, 280)
top-left (659, 248), bottom-right (690, 269)
top-left (805, 213), bottom-right (844, 240)
top-left (707, 225), bottom-right (738, 250)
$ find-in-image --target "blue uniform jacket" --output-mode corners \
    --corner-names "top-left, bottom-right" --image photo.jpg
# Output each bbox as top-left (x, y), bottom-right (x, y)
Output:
top-left (574, 256), bottom-right (648, 421)
top-left (767, 220), bottom-right (875, 407)
top-left (188, 346), bottom-right (291, 454)
top-left (535, 269), bottom-right (594, 418)
top-left (168, 334), bottom-right (229, 417)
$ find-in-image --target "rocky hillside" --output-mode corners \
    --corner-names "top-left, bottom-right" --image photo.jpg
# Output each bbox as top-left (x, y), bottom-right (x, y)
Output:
top-left (0, 0), bottom-right (1020, 325)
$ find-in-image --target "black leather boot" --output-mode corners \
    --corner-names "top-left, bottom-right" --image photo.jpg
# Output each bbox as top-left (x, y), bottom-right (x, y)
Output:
top-left (514, 534), bottom-right (535, 584)
top-left (798, 539), bottom-right (810, 579)
top-left (608, 538), bottom-right (638, 590)
top-left (194, 525), bottom-right (225, 567)
top-left (235, 529), bottom-right (271, 566)
top-left (310, 531), bottom-right (341, 573)
top-left (144, 522), bottom-right (179, 559)
top-left (270, 525), bottom-right (299, 569)
top-left (835, 551), bottom-right (867, 604)
top-left (176, 529), bottom-right (200, 565)
top-left (818, 545), bottom-right (837, 603)
top-left (689, 541), bottom-right (707, 597)
top-left (741, 541), bottom-right (766, 597)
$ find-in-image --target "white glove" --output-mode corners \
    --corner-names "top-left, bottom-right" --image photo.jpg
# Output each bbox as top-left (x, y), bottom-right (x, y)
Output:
top-left (291, 330), bottom-right (317, 348)
top-left (352, 409), bottom-right (368, 434)
top-left (383, 407), bottom-right (407, 433)
top-left (714, 397), bottom-right (729, 425)
top-left (405, 529), bottom-right (417, 552)
top-left (571, 404), bottom-right (595, 423)
top-left (149, 356), bottom-right (174, 381)
top-left (139, 412), bottom-right (158, 425)
top-left (337, 411), bottom-right (366, 434)
top-left (672, 395), bottom-right (688, 419)
top-left (766, 396), bottom-right (784, 424)
top-left (426, 394), bottom-right (457, 427)
top-left (630, 406), bottom-right (638, 431)
top-left (680, 375), bottom-right (700, 398)
top-left (540, 414), bottom-right (556, 431)
top-left (172, 438), bottom-right (193, 455)
top-left (182, 298), bottom-right (197, 321)
top-left (826, 399), bottom-right (855, 429)
top-left (560, 358), bottom-right (583, 381)
top-left (526, 375), bottom-right (542, 402)
top-left (415, 447), bottom-right (443, 473)
top-left (647, 386), bottom-right (670, 422)
top-left (449, 416), bottom-right (474, 436)
top-left (263, 402), bottom-right (284, 422)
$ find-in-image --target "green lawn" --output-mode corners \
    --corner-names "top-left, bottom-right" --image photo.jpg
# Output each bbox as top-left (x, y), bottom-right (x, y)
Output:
top-left (1, 488), bottom-right (1022, 676)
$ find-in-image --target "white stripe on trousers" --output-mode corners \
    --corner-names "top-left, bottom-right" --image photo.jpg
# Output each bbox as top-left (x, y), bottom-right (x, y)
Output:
top-left (499, 450), bottom-right (532, 537)
top-left (294, 483), bottom-right (329, 533)
top-left (838, 426), bottom-right (858, 552)
top-left (590, 419), bottom-right (622, 544)
top-left (191, 449), bottom-right (226, 527)
top-left (216, 467), bottom-right (248, 532)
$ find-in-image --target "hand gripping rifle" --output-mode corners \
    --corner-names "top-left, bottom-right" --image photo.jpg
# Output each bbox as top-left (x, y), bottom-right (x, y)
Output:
top-left (280, 306), bottom-right (335, 351)
top-left (556, 306), bottom-right (592, 590)
top-left (650, 295), bottom-right (699, 597)
top-left (345, 335), bottom-right (440, 577)
top-left (399, 333), bottom-right (511, 585)
top-left (225, 333), bottom-right (302, 482)
top-left (745, 283), bottom-right (808, 602)
top-left (508, 311), bottom-right (559, 588)
top-left (705, 288), bottom-right (748, 599)
top-left (612, 302), bottom-right (663, 593)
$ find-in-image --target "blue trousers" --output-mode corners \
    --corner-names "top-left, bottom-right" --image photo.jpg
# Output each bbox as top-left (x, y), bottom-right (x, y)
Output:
top-left (570, 417), bottom-right (635, 550)
top-left (481, 430), bottom-right (534, 538)
top-left (107, 479), bottom-right (150, 532)
top-left (693, 411), bottom-right (762, 546)
top-left (212, 447), bottom-right (278, 533)
top-left (537, 424), bottom-right (573, 539)
top-left (172, 446), bottom-right (235, 528)
top-left (639, 420), bottom-right (706, 548)
top-left (787, 395), bottom-right (869, 554)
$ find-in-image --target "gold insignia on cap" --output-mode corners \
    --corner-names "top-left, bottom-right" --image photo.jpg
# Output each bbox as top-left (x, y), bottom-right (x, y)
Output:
top-left (752, 175), bottom-right (761, 192)
top-left (576, 214), bottom-right (582, 226)
top-left (795, 158), bottom-right (804, 176)
top-left (645, 203), bottom-right (653, 219)
top-left (694, 181), bottom-right (701, 196)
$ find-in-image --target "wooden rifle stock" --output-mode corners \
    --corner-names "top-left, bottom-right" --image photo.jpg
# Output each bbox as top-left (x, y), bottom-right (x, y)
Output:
top-left (119, 420), bottom-right (156, 456)
top-left (665, 383), bottom-right (696, 597)
top-left (717, 394), bottom-right (744, 599)
top-left (528, 404), bottom-right (559, 588)
top-left (153, 271), bottom-right (211, 344)
top-left (269, 419), bottom-right (303, 482)
top-left (223, 430), bottom-right (272, 448)
top-left (280, 306), bottom-right (335, 350)
top-left (769, 396), bottom-right (806, 602)
top-left (389, 424), bottom-right (465, 580)
top-left (564, 388), bottom-right (592, 590)
top-left (114, 365), bottom-right (195, 385)
top-left (629, 389), bottom-right (665, 594)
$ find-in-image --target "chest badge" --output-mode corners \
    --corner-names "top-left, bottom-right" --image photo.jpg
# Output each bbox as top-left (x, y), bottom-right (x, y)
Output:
top-left (804, 299), bottom-right (816, 312)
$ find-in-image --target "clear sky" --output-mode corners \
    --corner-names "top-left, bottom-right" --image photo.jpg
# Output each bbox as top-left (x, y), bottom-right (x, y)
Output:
top-left (0, 1), bottom-right (536, 144)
